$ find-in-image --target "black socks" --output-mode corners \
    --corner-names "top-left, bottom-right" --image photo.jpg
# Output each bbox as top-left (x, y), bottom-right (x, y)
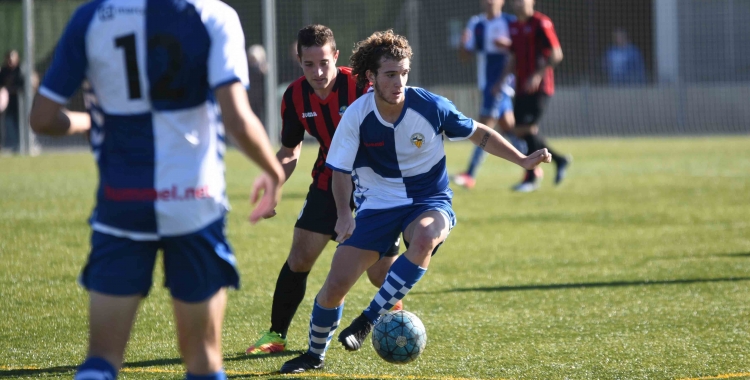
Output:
top-left (270, 261), bottom-right (310, 338)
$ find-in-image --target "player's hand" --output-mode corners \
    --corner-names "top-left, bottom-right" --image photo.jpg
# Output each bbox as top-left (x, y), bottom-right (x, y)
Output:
top-left (334, 212), bottom-right (356, 243)
top-left (249, 172), bottom-right (282, 224)
top-left (525, 73), bottom-right (543, 93)
top-left (262, 209), bottom-right (277, 219)
top-left (521, 148), bottom-right (552, 170)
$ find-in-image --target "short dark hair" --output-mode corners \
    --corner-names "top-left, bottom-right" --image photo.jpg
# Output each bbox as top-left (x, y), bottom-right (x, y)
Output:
top-left (296, 24), bottom-right (336, 57)
top-left (349, 30), bottom-right (413, 88)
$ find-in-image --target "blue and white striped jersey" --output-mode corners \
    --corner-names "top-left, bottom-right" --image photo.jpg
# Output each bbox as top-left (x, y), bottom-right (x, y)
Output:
top-left (464, 13), bottom-right (516, 96)
top-left (39, 0), bottom-right (249, 240)
top-left (325, 87), bottom-right (476, 212)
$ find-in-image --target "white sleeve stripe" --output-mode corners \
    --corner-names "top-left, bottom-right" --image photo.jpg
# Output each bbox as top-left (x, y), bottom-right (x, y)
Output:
top-left (39, 86), bottom-right (69, 105)
top-left (447, 119), bottom-right (478, 141)
top-left (326, 163), bottom-right (352, 174)
top-left (211, 76), bottom-right (243, 90)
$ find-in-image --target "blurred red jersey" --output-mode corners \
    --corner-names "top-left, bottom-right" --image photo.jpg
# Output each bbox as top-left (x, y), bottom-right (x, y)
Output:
top-left (509, 11), bottom-right (561, 96)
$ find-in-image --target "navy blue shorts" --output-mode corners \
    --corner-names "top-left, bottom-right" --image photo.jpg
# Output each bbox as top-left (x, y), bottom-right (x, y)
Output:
top-left (480, 90), bottom-right (513, 119)
top-left (296, 184), bottom-right (400, 257)
top-left (341, 202), bottom-right (456, 257)
top-left (80, 217), bottom-right (239, 303)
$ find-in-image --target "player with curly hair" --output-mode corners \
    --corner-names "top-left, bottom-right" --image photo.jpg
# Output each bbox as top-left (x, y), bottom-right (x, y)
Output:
top-left (280, 30), bottom-right (552, 374)
top-left (245, 24), bottom-right (401, 356)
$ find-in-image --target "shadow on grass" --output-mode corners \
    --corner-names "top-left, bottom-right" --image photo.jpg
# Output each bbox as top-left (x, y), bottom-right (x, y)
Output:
top-left (225, 350), bottom-right (304, 362)
top-left (0, 366), bottom-right (77, 378)
top-left (226, 374), bottom-right (285, 379)
top-left (714, 252), bottom-right (750, 258)
top-left (123, 357), bottom-right (183, 368)
top-left (0, 351), bottom-right (303, 378)
top-left (420, 276), bottom-right (750, 294)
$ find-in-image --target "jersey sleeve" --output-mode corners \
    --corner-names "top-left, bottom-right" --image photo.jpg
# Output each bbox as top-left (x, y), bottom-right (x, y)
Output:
top-left (204, 5), bottom-right (250, 89)
top-left (539, 17), bottom-right (561, 50)
top-left (280, 86), bottom-right (305, 148)
top-left (463, 16), bottom-right (479, 51)
top-left (325, 107), bottom-right (360, 173)
top-left (437, 95), bottom-right (476, 141)
top-left (39, 4), bottom-right (94, 104)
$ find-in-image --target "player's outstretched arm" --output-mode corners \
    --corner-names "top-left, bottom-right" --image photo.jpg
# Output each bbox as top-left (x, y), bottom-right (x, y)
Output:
top-left (468, 122), bottom-right (551, 170)
top-left (216, 82), bottom-right (285, 224)
top-left (332, 170), bottom-right (355, 243)
top-left (29, 94), bottom-right (91, 136)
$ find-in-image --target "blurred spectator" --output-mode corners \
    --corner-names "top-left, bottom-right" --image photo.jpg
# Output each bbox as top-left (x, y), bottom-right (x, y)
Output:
top-left (604, 29), bottom-right (646, 85)
top-left (278, 40), bottom-right (302, 84)
top-left (0, 49), bottom-right (23, 152)
top-left (247, 44), bottom-right (267, 125)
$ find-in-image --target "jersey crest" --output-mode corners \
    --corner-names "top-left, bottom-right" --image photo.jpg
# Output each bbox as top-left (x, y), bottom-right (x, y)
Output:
top-left (411, 133), bottom-right (425, 148)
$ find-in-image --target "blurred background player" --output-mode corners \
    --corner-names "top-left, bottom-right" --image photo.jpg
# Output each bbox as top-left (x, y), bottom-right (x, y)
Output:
top-left (500, 0), bottom-right (570, 192)
top-left (28, 1), bottom-right (285, 379)
top-left (279, 29), bottom-right (551, 374)
top-left (452, 0), bottom-right (523, 190)
top-left (246, 44), bottom-right (267, 125)
top-left (245, 24), bottom-right (400, 356)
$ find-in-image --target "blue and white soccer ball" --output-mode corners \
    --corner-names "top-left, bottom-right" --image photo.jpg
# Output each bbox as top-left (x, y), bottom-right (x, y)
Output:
top-left (372, 310), bottom-right (427, 364)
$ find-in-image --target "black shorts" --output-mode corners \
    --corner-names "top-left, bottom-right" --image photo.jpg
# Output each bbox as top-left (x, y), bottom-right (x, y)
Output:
top-left (295, 184), bottom-right (400, 257)
top-left (514, 93), bottom-right (551, 126)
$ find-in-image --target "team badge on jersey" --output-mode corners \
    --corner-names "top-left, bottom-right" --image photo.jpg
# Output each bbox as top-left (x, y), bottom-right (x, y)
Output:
top-left (339, 105), bottom-right (348, 116)
top-left (411, 133), bottom-right (425, 148)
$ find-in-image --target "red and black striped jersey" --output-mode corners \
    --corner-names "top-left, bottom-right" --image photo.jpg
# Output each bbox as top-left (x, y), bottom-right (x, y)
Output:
top-left (280, 67), bottom-right (368, 191)
top-left (509, 11), bottom-right (561, 96)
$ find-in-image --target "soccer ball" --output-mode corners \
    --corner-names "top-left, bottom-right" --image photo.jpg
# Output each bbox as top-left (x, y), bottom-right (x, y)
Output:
top-left (371, 310), bottom-right (427, 364)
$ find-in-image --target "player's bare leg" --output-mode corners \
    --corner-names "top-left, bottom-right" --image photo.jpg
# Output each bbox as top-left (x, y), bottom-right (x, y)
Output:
top-left (401, 211), bottom-right (451, 269)
top-left (366, 254), bottom-right (398, 287)
top-left (286, 228), bottom-right (331, 272)
top-left (279, 246), bottom-right (380, 373)
top-left (317, 246), bottom-right (381, 308)
top-left (316, 245), bottom-right (379, 355)
top-left (84, 292), bottom-right (141, 372)
top-left (339, 211), bottom-right (450, 352)
top-left (288, 228), bottom-right (395, 289)
top-left (173, 288), bottom-right (227, 375)
top-left (250, 227), bottom-right (399, 355)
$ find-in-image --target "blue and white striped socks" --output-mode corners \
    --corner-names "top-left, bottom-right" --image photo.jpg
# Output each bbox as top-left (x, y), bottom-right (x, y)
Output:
top-left (363, 255), bottom-right (426, 323)
top-left (306, 300), bottom-right (344, 360)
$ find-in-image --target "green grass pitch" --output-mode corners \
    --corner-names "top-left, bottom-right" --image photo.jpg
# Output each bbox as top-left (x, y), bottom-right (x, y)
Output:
top-left (1, 137), bottom-right (749, 379)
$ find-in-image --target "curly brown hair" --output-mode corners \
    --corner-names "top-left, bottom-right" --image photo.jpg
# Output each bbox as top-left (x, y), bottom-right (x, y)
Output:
top-left (350, 30), bottom-right (413, 88)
